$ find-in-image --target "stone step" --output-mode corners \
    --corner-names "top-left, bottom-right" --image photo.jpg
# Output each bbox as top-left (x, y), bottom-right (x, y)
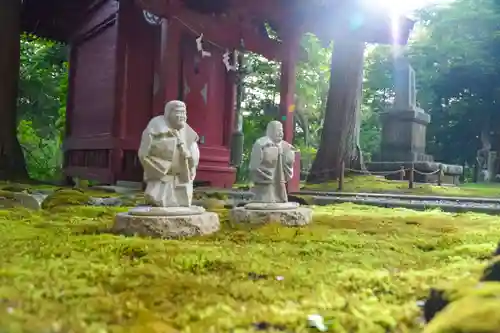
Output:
top-left (295, 190), bottom-right (500, 204)
top-left (304, 195), bottom-right (500, 215)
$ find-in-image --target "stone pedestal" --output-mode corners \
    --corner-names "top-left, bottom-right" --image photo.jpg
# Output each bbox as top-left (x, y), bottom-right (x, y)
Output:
top-left (367, 56), bottom-right (463, 185)
top-left (371, 108), bottom-right (464, 184)
top-left (112, 206), bottom-right (220, 239)
top-left (379, 108), bottom-right (433, 162)
top-left (230, 202), bottom-right (313, 226)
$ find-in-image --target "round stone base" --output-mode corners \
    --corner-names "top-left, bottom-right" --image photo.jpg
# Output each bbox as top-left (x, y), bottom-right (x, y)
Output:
top-left (244, 202), bottom-right (299, 210)
top-left (112, 211), bottom-right (220, 239)
top-left (230, 206), bottom-right (313, 226)
top-left (128, 205), bottom-right (205, 216)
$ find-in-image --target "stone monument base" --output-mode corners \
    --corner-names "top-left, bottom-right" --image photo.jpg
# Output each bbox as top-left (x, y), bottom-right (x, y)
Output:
top-left (112, 206), bottom-right (220, 239)
top-left (366, 161), bottom-right (463, 185)
top-left (230, 202), bottom-right (313, 226)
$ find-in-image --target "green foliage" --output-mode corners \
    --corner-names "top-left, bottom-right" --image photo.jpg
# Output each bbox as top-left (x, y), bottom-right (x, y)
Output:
top-left (406, 0), bottom-right (500, 164)
top-left (18, 119), bottom-right (63, 180)
top-left (0, 204), bottom-right (499, 331)
top-left (17, 34), bottom-right (68, 181)
top-left (362, 0), bottom-right (500, 166)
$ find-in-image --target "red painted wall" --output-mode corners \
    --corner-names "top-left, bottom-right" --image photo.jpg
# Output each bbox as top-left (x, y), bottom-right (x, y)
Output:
top-left (65, 0), bottom-right (238, 186)
top-left (179, 34), bottom-right (226, 147)
top-left (155, 19), bottom-right (236, 187)
top-left (64, 0), bottom-right (120, 183)
top-left (177, 30), bottom-right (236, 187)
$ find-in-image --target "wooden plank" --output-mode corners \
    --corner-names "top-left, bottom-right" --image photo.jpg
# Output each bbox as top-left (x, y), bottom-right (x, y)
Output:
top-left (63, 135), bottom-right (115, 150)
top-left (65, 166), bottom-right (114, 183)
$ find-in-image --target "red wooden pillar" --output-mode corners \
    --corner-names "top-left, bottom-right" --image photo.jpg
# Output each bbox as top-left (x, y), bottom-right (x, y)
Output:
top-left (110, 0), bottom-right (131, 184)
top-left (163, 19), bottom-right (182, 103)
top-left (279, 29), bottom-right (301, 192)
top-left (152, 19), bottom-right (169, 115)
top-left (224, 70), bottom-right (236, 147)
top-left (0, 0), bottom-right (29, 180)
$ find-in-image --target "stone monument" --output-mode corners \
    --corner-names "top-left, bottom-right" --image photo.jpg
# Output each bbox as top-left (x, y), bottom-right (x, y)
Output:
top-left (475, 130), bottom-right (498, 182)
top-left (112, 100), bottom-right (220, 238)
top-left (230, 121), bottom-right (312, 226)
top-left (367, 57), bottom-right (463, 184)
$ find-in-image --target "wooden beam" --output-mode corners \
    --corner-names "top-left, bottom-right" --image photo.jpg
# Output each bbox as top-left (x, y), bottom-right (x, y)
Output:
top-left (134, 0), bottom-right (283, 60)
top-left (226, 0), bottom-right (290, 26)
top-left (172, 8), bottom-right (283, 60)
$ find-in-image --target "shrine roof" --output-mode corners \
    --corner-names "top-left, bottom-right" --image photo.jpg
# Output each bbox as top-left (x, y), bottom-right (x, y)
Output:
top-left (22, 0), bottom-right (414, 46)
top-left (137, 0), bottom-right (414, 45)
top-left (21, 0), bottom-right (95, 42)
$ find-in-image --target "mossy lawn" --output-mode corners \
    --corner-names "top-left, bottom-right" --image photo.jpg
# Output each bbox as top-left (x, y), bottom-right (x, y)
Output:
top-left (0, 204), bottom-right (499, 332)
top-left (303, 175), bottom-right (500, 198)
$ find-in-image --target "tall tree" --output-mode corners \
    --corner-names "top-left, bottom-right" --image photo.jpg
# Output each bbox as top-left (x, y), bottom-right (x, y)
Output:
top-left (0, 0), bottom-right (28, 180)
top-left (307, 38), bottom-right (365, 182)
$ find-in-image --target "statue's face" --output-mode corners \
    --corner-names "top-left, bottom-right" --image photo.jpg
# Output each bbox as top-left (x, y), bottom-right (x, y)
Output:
top-left (168, 105), bottom-right (187, 129)
top-left (269, 123), bottom-right (283, 143)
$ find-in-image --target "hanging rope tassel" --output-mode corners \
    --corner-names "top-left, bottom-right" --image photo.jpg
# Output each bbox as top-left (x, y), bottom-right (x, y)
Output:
top-left (223, 49), bottom-right (238, 71)
top-left (195, 33), bottom-right (212, 58)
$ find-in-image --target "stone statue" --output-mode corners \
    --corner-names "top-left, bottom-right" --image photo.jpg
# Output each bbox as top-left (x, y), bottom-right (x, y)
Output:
top-left (476, 129), bottom-right (492, 182)
top-left (249, 120), bottom-right (296, 203)
top-left (137, 100), bottom-right (199, 207)
top-left (230, 120), bottom-right (312, 226)
top-left (112, 100), bottom-right (220, 239)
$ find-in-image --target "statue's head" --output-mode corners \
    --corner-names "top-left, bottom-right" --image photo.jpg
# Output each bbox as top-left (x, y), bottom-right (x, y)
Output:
top-left (266, 120), bottom-right (284, 143)
top-left (164, 100), bottom-right (187, 129)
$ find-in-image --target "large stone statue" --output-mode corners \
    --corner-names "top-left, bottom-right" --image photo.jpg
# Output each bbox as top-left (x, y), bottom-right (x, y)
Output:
top-left (249, 120), bottom-right (295, 203)
top-left (230, 120), bottom-right (312, 227)
top-left (138, 100), bottom-right (199, 207)
top-left (112, 100), bottom-right (219, 239)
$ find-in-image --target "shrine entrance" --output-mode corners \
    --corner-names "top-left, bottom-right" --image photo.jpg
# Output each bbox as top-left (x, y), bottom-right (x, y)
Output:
top-left (179, 34), bottom-right (226, 145)
top-left (10, 0), bottom-right (411, 190)
top-left (171, 27), bottom-right (236, 187)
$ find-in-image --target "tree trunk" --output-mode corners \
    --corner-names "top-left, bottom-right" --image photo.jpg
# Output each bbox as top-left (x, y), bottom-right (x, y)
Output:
top-left (0, 0), bottom-right (29, 181)
top-left (307, 38), bottom-right (365, 183)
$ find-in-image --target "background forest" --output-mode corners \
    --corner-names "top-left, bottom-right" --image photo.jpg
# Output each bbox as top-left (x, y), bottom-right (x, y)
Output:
top-left (18, 0), bottom-right (497, 182)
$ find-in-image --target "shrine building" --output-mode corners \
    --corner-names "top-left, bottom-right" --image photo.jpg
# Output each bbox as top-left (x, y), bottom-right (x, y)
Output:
top-left (17, 0), bottom-right (414, 190)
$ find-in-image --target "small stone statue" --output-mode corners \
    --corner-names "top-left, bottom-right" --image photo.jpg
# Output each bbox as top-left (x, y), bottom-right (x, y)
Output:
top-left (230, 121), bottom-right (312, 226)
top-left (249, 120), bottom-right (296, 203)
top-left (137, 100), bottom-right (199, 207)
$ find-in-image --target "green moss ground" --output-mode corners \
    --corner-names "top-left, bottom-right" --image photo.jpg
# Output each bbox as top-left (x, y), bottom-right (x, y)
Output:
top-left (303, 175), bottom-right (500, 198)
top-left (0, 182), bottom-right (121, 198)
top-left (1, 204), bottom-right (499, 332)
